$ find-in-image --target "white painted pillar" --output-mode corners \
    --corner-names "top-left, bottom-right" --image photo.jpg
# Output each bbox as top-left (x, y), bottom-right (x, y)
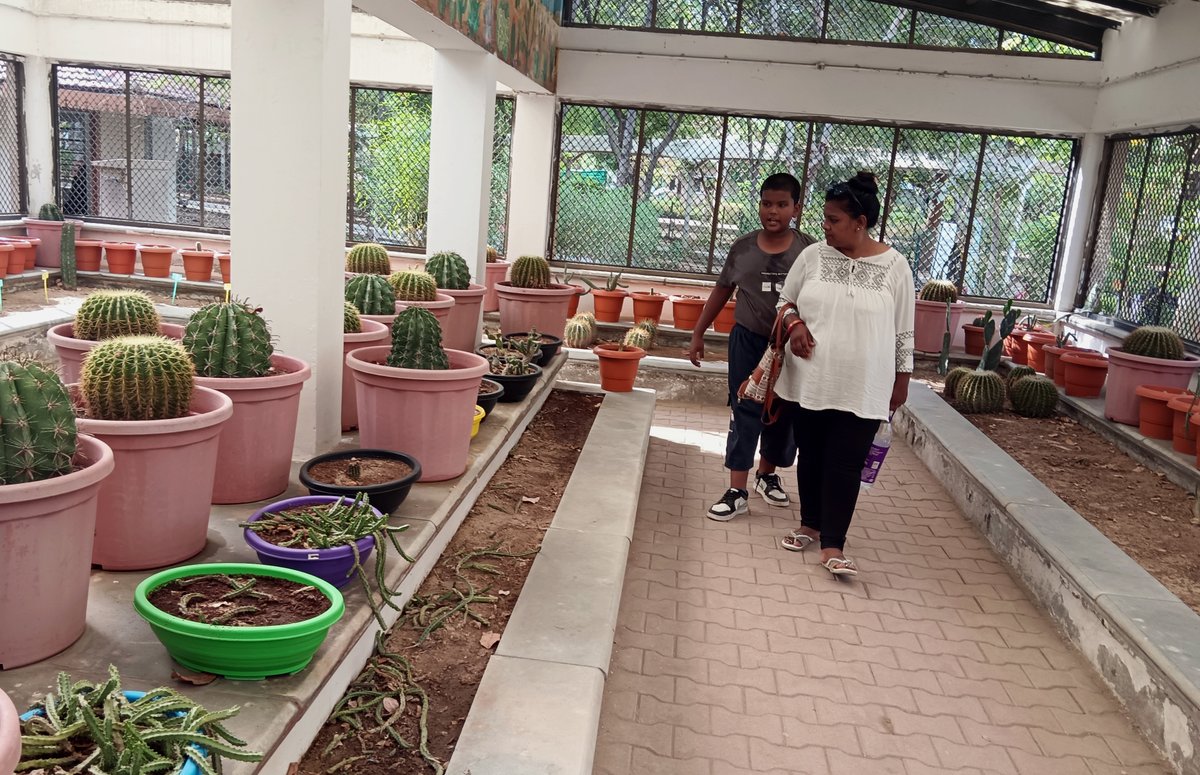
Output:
top-left (230, 0), bottom-right (349, 458)
top-left (505, 93), bottom-right (557, 261)
top-left (426, 50), bottom-right (496, 283)
top-left (22, 56), bottom-right (55, 213)
top-left (1054, 132), bottom-right (1106, 314)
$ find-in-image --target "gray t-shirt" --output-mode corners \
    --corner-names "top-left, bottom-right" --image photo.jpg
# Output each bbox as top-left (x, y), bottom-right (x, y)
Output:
top-left (716, 229), bottom-right (816, 337)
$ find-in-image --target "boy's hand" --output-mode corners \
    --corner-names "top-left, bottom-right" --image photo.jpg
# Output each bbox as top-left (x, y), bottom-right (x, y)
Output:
top-left (686, 334), bottom-right (705, 367)
top-left (788, 322), bottom-right (815, 359)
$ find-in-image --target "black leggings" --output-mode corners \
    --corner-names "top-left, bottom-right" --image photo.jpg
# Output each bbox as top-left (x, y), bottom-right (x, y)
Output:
top-left (785, 403), bottom-right (881, 551)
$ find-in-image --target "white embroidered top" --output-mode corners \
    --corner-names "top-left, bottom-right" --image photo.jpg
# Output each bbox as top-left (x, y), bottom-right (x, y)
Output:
top-left (774, 241), bottom-right (915, 421)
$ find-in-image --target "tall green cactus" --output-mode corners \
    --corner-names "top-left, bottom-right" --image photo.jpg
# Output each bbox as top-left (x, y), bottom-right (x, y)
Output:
top-left (918, 279), bottom-right (958, 303)
top-left (388, 270), bottom-right (439, 302)
top-left (59, 221), bottom-right (77, 290)
top-left (978, 300), bottom-right (1021, 372)
top-left (425, 252), bottom-right (472, 290)
top-left (1010, 375), bottom-right (1059, 418)
top-left (74, 290), bottom-right (161, 341)
top-left (387, 307), bottom-right (449, 370)
top-left (345, 274), bottom-right (396, 315)
top-left (80, 336), bottom-right (195, 421)
top-left (183, 301), bottom-right (274, 378)
top-left (344, 301), bottom-right (363, 334)
top-left (37, 203), bottom-right (63, 221)
top-left (937, 300), bottom-right (952, 375)
top-left (346, 243), bottom-right (391, 275)
top-left (1122, 325), bottom-right (1186, 361)
top-left (956, 370), bottom-right (1006, 413)
top-left (509, 255), bottom-right (551, 289)
top-left (0, 360), bottom-right (77, 484)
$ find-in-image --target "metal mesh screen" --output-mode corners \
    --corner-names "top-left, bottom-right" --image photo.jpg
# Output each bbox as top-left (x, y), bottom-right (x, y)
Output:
top-left (1084, 133), bottom-right (1200, 342)
top-left (489, 97), bottom-right (515, 254)
top-left (0, 58), bottom-right (24, 216)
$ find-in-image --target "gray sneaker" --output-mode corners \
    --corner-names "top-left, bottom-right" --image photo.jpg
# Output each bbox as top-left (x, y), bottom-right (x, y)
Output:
top-left (707, 488), bottom-right (749, 521)
top-left (754, 472), bottom-right (790, 507)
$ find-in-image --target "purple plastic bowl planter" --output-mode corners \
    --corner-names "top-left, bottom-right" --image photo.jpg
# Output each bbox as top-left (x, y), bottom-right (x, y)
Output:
top-left (243, 495), bottom-right (379, 589)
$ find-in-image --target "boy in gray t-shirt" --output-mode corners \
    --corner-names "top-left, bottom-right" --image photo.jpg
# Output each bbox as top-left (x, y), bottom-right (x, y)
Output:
top-left (686, 173), bottom-right (816, 521)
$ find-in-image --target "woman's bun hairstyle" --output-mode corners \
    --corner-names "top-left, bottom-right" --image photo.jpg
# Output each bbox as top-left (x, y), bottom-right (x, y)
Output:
top-left (826, 170), bottom-right (882, 228)
top-left (849, 171), bottom-right (879, 195)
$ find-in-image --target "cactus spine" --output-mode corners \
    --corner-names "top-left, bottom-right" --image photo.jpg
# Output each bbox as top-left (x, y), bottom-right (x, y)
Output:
top-left (80, 336), bottom-right (195, 421)
top-left (1006, 365), bottom-right (1036, 392)
top-left (387, 307), bottom-right (449, 370)
top-left (60, 221), bottom-right (77, 290)
top-left (74, 290), bottom-right (161, 341)
top-left (509, 255), bottom-right (551, 289)
top-left (183, 301), bottom-right (274, 378)
top-left (37, 202), bottom-right (63, 221)
top-left (344, 302), bottom-right (363, 334)
top-left (943, 366), bottom-right (972, 400)
top-left (425, 252), bottom-right (472, 290)
top-left (388, 270), bottom-right (439, 302)
top-left (633, 319), bottom-right (658, 346)
top-left (0, 360), bottom-right (77, 484)
top-left (623, 326), bottom-right (651, 350)
top-left (564, 316), bottom-right (594, 348)
top-left (345, 275), bottom-right (396, 316)
top-left (955, 370), bottom-right (1006, 413)
top-left (1010, 375), bottom-right (1059, 418)
top-left (918, 280), bottom-right (958, 303)
top-left (345, 243), bottom-right (391, 275)
top-left (1122, 326), bottom-right (1186, 361)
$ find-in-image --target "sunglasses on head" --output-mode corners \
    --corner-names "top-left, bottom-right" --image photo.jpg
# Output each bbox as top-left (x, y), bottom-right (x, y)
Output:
top-left (827, 181), bottom-right (863, 212)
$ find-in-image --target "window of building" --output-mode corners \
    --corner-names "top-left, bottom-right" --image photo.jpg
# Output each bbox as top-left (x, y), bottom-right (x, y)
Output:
top-left (0, 56), bottom-right (26, 216)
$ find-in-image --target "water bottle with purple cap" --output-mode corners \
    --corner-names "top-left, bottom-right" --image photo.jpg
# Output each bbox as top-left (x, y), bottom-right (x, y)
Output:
top-left (859, 414), bottom-right (893, 493)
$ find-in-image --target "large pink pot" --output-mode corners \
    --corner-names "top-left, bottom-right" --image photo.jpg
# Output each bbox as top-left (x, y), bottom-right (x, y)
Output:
top-left (342, 319), bottom-right (390, 431)
top-left (75, 386), bottom-right (233, 570)
top-left (496, 282), bottom-right (574, 339)
top-left (439, 284), bottom-right (486, 352)
top-left (483, 260), bottom-right (510, 313)
top-left (1104, 348), bottom-right (1200, 426)
top-left (395, 293), bottom-right (455, 329)
top-left (0, 687), bottom-right (18, 775)
top-left (0, 434), bottom-right (114, 669)
top-left (348, 346), bottom-right (488, 482)
top-left (48, 322), bottom-right (185, 384)
top-left (23, 218), bottom-right (82, 267)
top-left (195, 354), bottom-right (312, 504)
top-left (913, 299), bottom-right (966, 353)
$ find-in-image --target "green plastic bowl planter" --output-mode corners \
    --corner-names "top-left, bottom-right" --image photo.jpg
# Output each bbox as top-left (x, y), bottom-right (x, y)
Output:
top-left (133, 563), bottom-right (345, 681)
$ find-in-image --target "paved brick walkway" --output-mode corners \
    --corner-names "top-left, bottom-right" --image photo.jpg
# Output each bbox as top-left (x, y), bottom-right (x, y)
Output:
top-left (594, 401), bottom-right (1169, 775)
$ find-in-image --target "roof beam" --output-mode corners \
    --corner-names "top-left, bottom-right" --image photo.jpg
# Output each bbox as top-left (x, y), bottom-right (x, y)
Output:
top-left (874, 0), bottom-right (1113, 50)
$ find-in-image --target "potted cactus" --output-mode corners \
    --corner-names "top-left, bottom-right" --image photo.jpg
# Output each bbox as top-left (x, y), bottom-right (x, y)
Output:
top-left (0, 359), bottom-right (115, 669)
top-left (670, 294), bottom-right (706, 331)
top-left (298, 449), bottom-right (422, 514)
top-left (914, 280), bottom-right (966, 353)
top-left (181, 241), bottom-right (216, 281)
top-left (1103, 325), bottom-right (1200, 426)
top-left (139, 244), bottom-right (176, 278)
top-left (22, 202), bottom-right (81, 267)
top-left (481, 335), bottom-right (544, 403)
top-left (183, 301), bottom-right (312, 504)
top-left (495, 255), bottom-right (576, 338)
top-left (593, 323), bottom-right (652, 392)
top-left (427, 251), bottom-right (486, 352)
top-left (48, 290), bottom-right (182, 383)
top-left (345, 242), bottom-right (392, 275)
top-left (341, 302), bottom-right (389, 431)
top-left (583, 272), bottom-right (629, 323)
top-left (483, 245), bottom-right (510, 313)
top-left (387, 268), bottom-right (455, 327)
top-left (500, 327), bottom-right (564, 366)
top-left (347, 307), bottom-right (488, 481)
top-left (73, 335), bottom-right (233, 570)
top-left (564, 313), bottom-right (597, 349)
top-left (477, 378), bottom-right (505, 419)
top-left (346, 273), bottom-right (398, 328)
top-left (630, 287), bottom-right (668, 326)
top-left (101, 241), bottom-right (138, 274)
top-left (948, 304), bottom-right (1018, 414)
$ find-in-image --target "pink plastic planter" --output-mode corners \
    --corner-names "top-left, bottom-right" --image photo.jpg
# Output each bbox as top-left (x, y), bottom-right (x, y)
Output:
top-left (439, 283), bottom-right (486, 352)
top-left (75, 386), bottom-right (233, 570)
top-left (48, 322), bottom-right (185, 384)
top-left (195, 354), bottom-right (312, 504)
top-left (1104, 347), bottom-right (1200, 426)
top-left (23, 218), bottom-right (81, 267)
top-left (483, 260), bottom-right (510, 312)
top-left (342, 319), bottom-right (390, 431)
top-left (913, 299), bottom-right (966, 353)
top-left (0, 434), bottom-right (114, 669)
top-left (496, 282), bottom-right (575, 339)
top-left (348, 346), bottom-right (488, 482)
top-left (395, 292), bottom-right (455, 329)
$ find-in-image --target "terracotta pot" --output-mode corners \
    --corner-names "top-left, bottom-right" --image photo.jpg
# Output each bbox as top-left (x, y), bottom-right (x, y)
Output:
top-left (1135, 385), bottom-right (1193, 441)
top-left (395, 292), bottom-right (455, 330)
top-left (0, 238), bottom-right (33, 274)
top-left (714, 299), bottom-right (737, 333)
top-left (590, 289), bottom-right (628, 323)
top-left (1006, 331), bottom-right (1029, 365)
top-left (0, 434), bottom-right (114, 669)
top-left (1044, 345), bottom-right (1095, 387)
top-left (75, 385), bottom-right (234, 570)
top-left (75, 239), bottom-right (103, 271)
top-left (347, 346), bottom-right (489, 482)
top-left (962, 324), bottom-right (985, 356)
top-left (342, 318), bottom-right (390, 431)
top-left (1168, 394), bottom-right (1200, 455)
top-left (0, 687), bottom-right (18, 775)
top-left (1023, 331), bottom-right (1057, 373)
top-left (671, 296), bottom-right (705, 331)
top-left (1104, 347), bottom-right (1200, 426)
top-left (195, 354), bottom-right (312, 504)
top-left (22, 237), bottom-right (39, 270)
top-left (1191, 412), bottom-right (1200, 469)
top-left (103, 242), bottom-right (137, 274)
top-left (496, 282), bottom-right (574, 338)
top-left (23, 218), bottom-right (81, 267)
top-left (1059, 351), bottom-right (1108, 398)
top-left (914, 299), bottom-right (966, 353)
top-left (180, 248), bottom-right (215, 281)
top-left (439, 284), bottom-right (486, 353)
top-left (217, 253), bottom-right (231, 283)
top-left (594, 344), bottom-right (646, 392)
top-left (139, 244), bottom-right (175, 278)
top-left (0, 243), bottom-right (10, 279)
top-left (48, 322), bottom-right (183, 384)
top-left (482, 259), bottom-right (510, 313)
top-left (631, 293), bottom-right (668, 326)
top-left (566, 285), bottom-right (587, 318)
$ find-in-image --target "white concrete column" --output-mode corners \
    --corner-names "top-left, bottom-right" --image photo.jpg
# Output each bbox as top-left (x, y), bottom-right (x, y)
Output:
top-left (426, 50), bottom-right (496, 283)
top-left (505, 93), bottom-right (557, 260)
top-left (1053, 132), bottom-right (1106, 313)
top-left (230, 0), bottom-right (349, 458)
top-left (22, 56), bottom-right (56, 213)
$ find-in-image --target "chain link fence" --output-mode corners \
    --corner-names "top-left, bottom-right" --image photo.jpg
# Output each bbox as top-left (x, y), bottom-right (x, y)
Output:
top-left (1082, 132), bottom-right (1200, 343)
top-left (489, 97), bottom-right (515, 253)
top-left (551, 102), bottom-right (1076, 303)
top-left (565, 0), bottom-right (1092, 57)
top-left (0, 57), bottom-right (24, 216)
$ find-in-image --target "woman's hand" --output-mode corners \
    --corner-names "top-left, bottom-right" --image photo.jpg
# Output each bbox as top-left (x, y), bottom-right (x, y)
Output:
top-left (889, 373), bottom-right (911, 412)
top-left (788, 321), bottom-right (816, 359)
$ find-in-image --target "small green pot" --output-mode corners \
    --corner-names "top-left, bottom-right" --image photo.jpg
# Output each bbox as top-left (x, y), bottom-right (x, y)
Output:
top-left (133, 562), bottom-right (345, 681)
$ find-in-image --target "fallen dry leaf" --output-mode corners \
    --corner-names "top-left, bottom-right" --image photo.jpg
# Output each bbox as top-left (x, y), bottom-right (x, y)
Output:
top-left (521, 496), bottom-right (540, 504)
top-left (171, 669), bottom-right (217, 686)
top-left (480, 632), bottom-right (501, 649)
top-left (382, 697), bottom-right (400, 714)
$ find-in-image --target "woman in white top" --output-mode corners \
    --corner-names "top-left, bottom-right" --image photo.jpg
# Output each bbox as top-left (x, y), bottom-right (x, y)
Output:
top-left (774, 172), bottom-right (915, 577)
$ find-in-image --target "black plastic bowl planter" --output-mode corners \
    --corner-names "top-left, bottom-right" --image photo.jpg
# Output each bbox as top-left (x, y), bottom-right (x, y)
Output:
top-left (500, 332), bottom-right (564, 366)
top-left (490, 363), bottom-right (543, 403)
top-left (298, 449), bottom-right (421, 515)
top-left (478, 379), bottom-right (504, 419)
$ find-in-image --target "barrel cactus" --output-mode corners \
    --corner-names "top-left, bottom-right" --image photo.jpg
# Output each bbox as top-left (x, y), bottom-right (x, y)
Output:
top-left (486, 246), bottom-right (501, 263)
top-left (0, 360), bottom-right (77, 485)
top-left (564, 316), bottom-right (594, 348)
top-left (918, 280), bottom-right (958, 303)
top-left (426, 252), bottom-right (472, 290)
top-left (183, 301), bottom-right (274, 378)
top-left (345, 243), bottom-right (391, 275)
top-left (1010, 375), bottom-right (1059, 418)
top-left (623, 326), bottom-right (651, 350)
top-left (509, 255), bottom-right (551, 289)
top-left (634, 319), bottom-right (658, 346)
top-left (577, 311), bottom-right (597, 332)
top-left (38, 202), bottom-right (63, 221)
top-left (387, 307), bottom-right (449, 370)
top-left (74, 290), bottom-right (160, 341)
top-left (1006, 365), bottom-right (1036, 392)
top-left (1122, 326), bottom-right (1186, 361)
top-left (345, 274), bottom-right (396, 316)
top-left (955, 370), bottom-right (1006, 413)
top-left (344, 302), bottom-right (362, 334)
top-left (388, 270), bottom-right (439, 302)
top-left (943, 366), bottom-right (972, 399)
top-left (80, 336), bottom-right (195, 421)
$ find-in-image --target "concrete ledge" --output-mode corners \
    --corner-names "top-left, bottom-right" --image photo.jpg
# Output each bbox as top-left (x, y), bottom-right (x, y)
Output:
top-left (897, 382), bottom-right (1200, 775)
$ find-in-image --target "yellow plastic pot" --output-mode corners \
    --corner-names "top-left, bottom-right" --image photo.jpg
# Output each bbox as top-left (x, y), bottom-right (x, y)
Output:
top-left (471, 405), bottom-right (485, 438)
